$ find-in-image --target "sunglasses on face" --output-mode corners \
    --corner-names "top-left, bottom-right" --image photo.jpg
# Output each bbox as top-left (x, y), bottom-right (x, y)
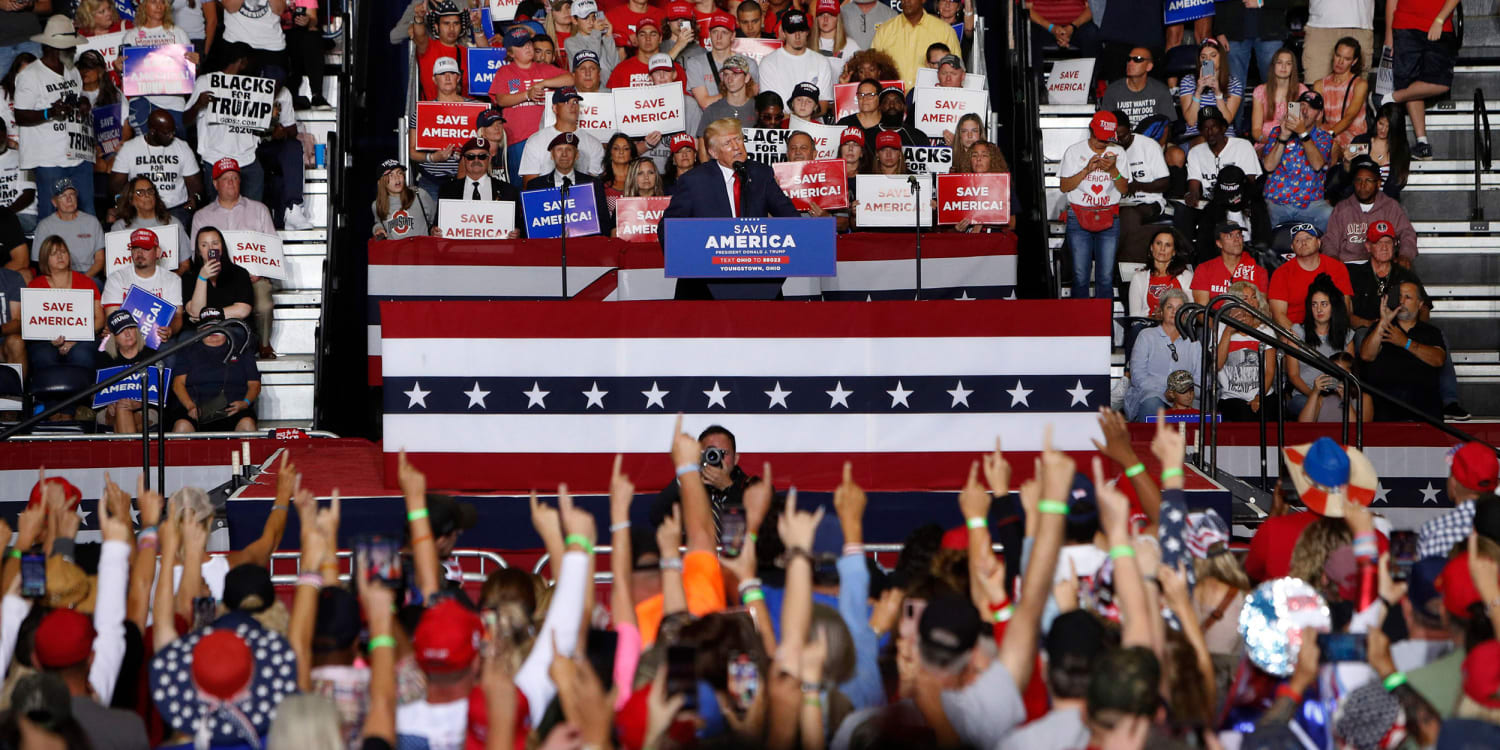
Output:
top-left (1128, 55), bottom-right (1150, 63)
top-left (463, 152), bottom-right (489, 161)
top-left (1168, 342), bottom-right (1178, 362)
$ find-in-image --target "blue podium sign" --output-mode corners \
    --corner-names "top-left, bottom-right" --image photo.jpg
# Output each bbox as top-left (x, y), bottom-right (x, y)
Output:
top-left (92, 366), bottom-right (171, 409)
top-left (1164, 0), bottom-right (1215, 24)
top-left (663, 217), bottom-right (836, 278)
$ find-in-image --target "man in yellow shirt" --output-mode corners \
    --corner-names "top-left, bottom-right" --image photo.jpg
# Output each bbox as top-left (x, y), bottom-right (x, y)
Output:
top-left (870, 0), bottom-right (962, 87)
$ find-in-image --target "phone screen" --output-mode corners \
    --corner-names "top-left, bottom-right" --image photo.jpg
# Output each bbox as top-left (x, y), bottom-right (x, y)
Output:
top-left (19, 554), bottom-right (45, 599)
top-left (1390, 530), bottom-right (1418, 582)
top-left (358, 535), bottom-right (403, 588)
top-left (727, 652), bottom-right (759, 715)
top-left (666, 645), bottom-right (698, 712)
top-left (1317, 632), bottom-right (1368, 663)
top-left (720, 508), bottom-right (746, 558)
top-left (193, 596), bottom-right (217, 631)
top-left (586, 629), bottom-right (619, 693)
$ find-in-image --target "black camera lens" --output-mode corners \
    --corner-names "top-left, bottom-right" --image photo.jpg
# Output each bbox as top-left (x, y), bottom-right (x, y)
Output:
top-left (702, 446), bottom-right (724, 467)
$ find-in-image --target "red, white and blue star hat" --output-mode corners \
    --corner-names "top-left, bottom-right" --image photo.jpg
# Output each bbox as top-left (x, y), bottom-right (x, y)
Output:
top-left (150, 621), bottom-right (298, 749)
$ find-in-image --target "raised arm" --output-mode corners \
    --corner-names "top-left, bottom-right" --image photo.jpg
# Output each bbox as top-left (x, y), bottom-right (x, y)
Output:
top-left (1094, 456), bottom-right (1153, 647)
top-left (997, 427), bottom-right (1070, 690)
top-left (657, 506), bottom-right (688, 615)
top-left (1093, 407), bottom-right (1162, 531)
top-left (288, 486), bottom-right (335, 691)
top-left (226, 451), bottom-right (294, 569)
top-left (607, 455), bottom-right (638, 629)
top-left (152, 503), bottom-right (181, 651)
top-left (671, 415), bottom-right (717, 553)
top-left (357, 571), bottom-right (398, 748)
top-left (832, 462), bottom-right (884, 710)
top-left (397, 450), bottom-right (441, 599)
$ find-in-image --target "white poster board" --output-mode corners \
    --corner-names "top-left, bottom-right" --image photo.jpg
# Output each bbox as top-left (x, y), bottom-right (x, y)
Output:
top-left (20, 288), bottom-right (94, 342)
top-left (1047, 58), bottom-right (1095, 105)
top-left (438, 199), bottom-right (517, 240)
top-left (222, 230), bottom-right (288, 280)
top-left (854, 174), bottom-right (933, 228)
top-left (104, 228), bottom-right (180, 273)
top-left (490, 0), bottom-right (521, 22)
top-left (205, 72), bottom-right (277, 131)
top-left (915, 67), bottom-right (987, 90)
top-left (788, 116), bottom-right (847, 160)
top-left (542, 91), bottom-right (616, 141)
top-left (612, 84), bottom-right (686, 138)
top-left (79, 30), bottom-right (125, 70)
top-left (912, 87), bottom-right (990, 139)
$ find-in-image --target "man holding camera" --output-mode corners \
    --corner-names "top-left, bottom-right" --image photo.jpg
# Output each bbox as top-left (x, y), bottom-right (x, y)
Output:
top-left (652, 424), bottom-right (758, 538)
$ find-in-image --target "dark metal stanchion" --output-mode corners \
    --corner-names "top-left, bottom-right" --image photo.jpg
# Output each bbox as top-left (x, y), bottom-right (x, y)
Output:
top-left (909, 175), bottom-right (923, 298)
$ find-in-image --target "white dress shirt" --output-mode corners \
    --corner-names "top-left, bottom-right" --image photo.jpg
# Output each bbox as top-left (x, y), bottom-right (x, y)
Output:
top-left (466, 175), bottom-right (494, 200)
top-left (718, 162), bottom-right (737, 215)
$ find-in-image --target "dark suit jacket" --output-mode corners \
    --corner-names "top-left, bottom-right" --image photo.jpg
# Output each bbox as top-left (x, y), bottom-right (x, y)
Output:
top-left (438, 174), bottom-right (526, 238)
top-left (658, 160), bottom-right (800, 241)
top-left (523, 171), bottom-right (615, 237)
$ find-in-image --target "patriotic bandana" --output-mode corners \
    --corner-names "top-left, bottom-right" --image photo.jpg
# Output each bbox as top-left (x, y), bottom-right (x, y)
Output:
top-left (1185, 510), bottom-right (1231, 559)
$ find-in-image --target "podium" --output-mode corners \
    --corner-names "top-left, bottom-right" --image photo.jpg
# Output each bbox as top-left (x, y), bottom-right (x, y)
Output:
top-left (663, 217), bottom-right (836, 300)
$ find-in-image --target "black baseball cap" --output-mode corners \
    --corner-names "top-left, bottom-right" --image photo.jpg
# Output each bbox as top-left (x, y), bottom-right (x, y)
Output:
top-left (1046, 609), bottom-right (1108, 666)
top-left (106, 309), bottom-right (138, 336)
top-left (1216, 220), bottom-right (1245, 236)
top-left (917, 593), bottom-right (982, 669)
top-left (223, 564), bottom-right (276, 613)
top-left (199, 307), bottom-right (226, 324)
top-left (1198, 105), bottom-right (1227, 127)
top-left (1297, 90), bottom-right (1325, 111)
top-left (1349, 155), bottom-right (1382, 178)
top-left (12, 673), bottom-right (72, 732)
top-left (425, 493), bottom-right (478, 537)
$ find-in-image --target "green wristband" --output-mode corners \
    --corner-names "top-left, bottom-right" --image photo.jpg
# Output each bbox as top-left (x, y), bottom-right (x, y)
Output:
top-left (741, 588), bottom-right (765, 605)
top-left (1383, 672), bottom-right (1408, 691)
top-left (407, 507), bottom-right (429, 522)
top-left (747, 531), bottom-right (758, 544)
top-left (966, 516), bottom-right (987, 529)
top-left (564, 534), bottom-right (594, 554)
top-left (1160, 467), bottom-right (1184, 481)
top-left (1123, 462), bottom-right (1146, 478)
top-left (1037, 500), bottom-right (1069, 515)
top-left (6, 549), bottom-right (19, 559)
top-left (368, 634), bottom-right (396, 652)
top-left (1109, 544), bottom-right (1136, 560)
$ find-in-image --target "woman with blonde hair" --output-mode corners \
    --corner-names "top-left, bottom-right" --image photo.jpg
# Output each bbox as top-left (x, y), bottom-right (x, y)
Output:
top-left (1251, 47), bottom-right (1307, 144)
top-left (812, 0), bottom-right (858, 82)
top-left (266, 695), bottom-right (345, 750)
top-left (544, 0), bottom-right (577, 48)
top-left (75, 0), bottom-right (125, 36)
top-left (623, 157), bottom-right (663, 198)
top-left (372, 160), bottom-right (437, 239)
top-left (948, 112), bottom-right (985, 173)
top-left (1183, 510), bottom-right (1249, 657)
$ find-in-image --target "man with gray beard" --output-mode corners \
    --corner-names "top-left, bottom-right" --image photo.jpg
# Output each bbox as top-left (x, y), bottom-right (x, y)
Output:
top-left (1359, 279), bottom-right (1445, 421)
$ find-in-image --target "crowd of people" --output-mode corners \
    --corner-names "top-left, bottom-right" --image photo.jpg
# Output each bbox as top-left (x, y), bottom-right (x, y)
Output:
top-left (0, 411), bottom-right (1496, 750)
top-left (378, 0), bottom-right (1005, 240)
top-left (1053, 0), bottom-right (1471, 424)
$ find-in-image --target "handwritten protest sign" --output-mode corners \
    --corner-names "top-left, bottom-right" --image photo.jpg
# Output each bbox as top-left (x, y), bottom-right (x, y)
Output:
top-left (542, 91), bottom-right (616, 140)
top-left (912, 86), bottom-right (988, 139)
top-left (854, 174), bottom-right (933, 228)
top-left (20, 288), bottom-right (94, 342)
top-left (613, 83), bottom-right (685, 138)
top-left (903, 145), bottom-right (952, 175)
top-left (223, 231), bottom-right (287, 280)
top-left (206, 72), bottom-right (276, 131)
top-left (521, 187), bottom-right (602, 238)
top-left (414, 101), bottom-right (490, 150)
top-left (80, 30), bottom-right (125, 70)
top-left (743, 127), bottom-right (788, 164)
top-left (438, 199), bottom-right (517, 239)
top-left (105, 228), bottom-right (179, 273)
top-left (772, 160), bottom-right (848, 211)
top-left (614, 196), bottom-right (671, 243)
top-left (731, 38), bottom-right (782, 63)
top-left (122, 44), bottom-right (194, 97)
top-left (937, 173), bottom-right (1010, 225)
top-left (466, 47), bottom-right (508, 96)
top-left (833, 79), bottom-right (903, 121)
top-left (92, 366), bottom-right (171, 409)
top-left (119, 286), bottom-right (176, 349)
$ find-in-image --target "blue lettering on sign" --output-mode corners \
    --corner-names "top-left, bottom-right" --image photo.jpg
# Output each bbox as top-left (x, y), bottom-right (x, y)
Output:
top-left (520, 187), bottom-right (602, 238)
top-left (664, 217), bottom-right (836, 278)
top-left (92, 366), bottom-right (171, 409)
top-left (1164, 0), bottom-right (1215, 24)
top-left (467, 47), bottom-right (508, 96)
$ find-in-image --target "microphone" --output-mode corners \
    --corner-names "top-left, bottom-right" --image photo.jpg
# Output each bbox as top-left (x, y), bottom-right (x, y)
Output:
top-left (907, 175), bottom-right (920, 194)
top-left (560, 176), bottom-right (572, 198)
top-left (731, 160), bottom-right (749, 174)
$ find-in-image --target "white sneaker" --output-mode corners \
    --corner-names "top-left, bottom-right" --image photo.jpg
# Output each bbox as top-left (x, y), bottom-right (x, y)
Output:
top-left (283, 203), bottom-right (316, 230)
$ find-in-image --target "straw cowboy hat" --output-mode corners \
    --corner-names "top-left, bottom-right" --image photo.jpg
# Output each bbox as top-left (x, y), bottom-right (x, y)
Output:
top-left (30, 15), bottom-right (84, 48)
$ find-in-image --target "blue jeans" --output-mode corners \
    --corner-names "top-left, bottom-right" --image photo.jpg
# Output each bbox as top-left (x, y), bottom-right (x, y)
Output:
top-left (200, 160), bottom-right (266, 204)
top-left (1228, 39), bottom-right (1285, 132)
top-left (0, 43), bottom-right (40, 86)
top-left (1267, 199), bottom-right (1334, 233)
top-left (34, 163), bottom-right (96, 221)
top-left (1066, 210), bottom-right (1120, 299)
top-left (27, 339), bottom-right (97, 370)
top-left (1132, 396), bottom-right (1170, 422)
top-left (1440, 349), bottom-right (1459, 405)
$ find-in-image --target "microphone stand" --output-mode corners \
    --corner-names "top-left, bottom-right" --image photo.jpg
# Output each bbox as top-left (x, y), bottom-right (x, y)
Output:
top-left (908, 174), bottom-right (923, 298)
top-left (559, 178), bottom-right (570, 299)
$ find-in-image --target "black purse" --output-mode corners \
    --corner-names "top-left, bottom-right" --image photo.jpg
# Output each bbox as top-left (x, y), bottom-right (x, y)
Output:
top-left (195, 392), bottom-right (231, 424)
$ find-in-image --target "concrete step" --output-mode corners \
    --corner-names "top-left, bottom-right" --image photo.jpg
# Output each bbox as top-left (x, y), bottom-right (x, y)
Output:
top-left (1455, 381), bottom-right (1500, 418)
top-left (1413, 252), bottom-right (1500, 284)
top-left (1461, 15), bottom-right (1500, 47)
top-left (1399, 189), bottom-right (1499, 220)
top-left (1429, 313), bottom-right (1500, 351)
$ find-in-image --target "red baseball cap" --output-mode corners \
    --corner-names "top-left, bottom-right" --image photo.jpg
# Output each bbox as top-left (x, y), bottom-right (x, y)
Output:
top-left (1463, 640), bottom-right (1500, 708)
top-left (27, 477), bottom-right (81, 511)
top-left (875, 130), bottom-right (901, 151)
top-left (1089, 110), bottom-right (1119, 142)
top-left (212, 157), bottom-right (241, 180)
top-left (1366, 220), bottom-right (1396, 244)
top-left (816, 0), bottom-right (838, 13)
top-left (413, 599), bottom-right (482, 673)
top-left (666, 0), bottom-right (694, 20)
top-left (129, 228), bottom-right (159, 250)
top-left (35, 609), bottom-right (95, 668)
top-left (1438, 551), bottom-right (1500, 618)
top-left (635, 15), bottom-right (661, 31)
top-left (669, 132), bottom-right (695, 152)
top-left (1452, 442), bottom-right (1499, 492)
top-left (708, 12), bottom-right (734, 31)
top-left (840, 126), bottom-right (865, 148)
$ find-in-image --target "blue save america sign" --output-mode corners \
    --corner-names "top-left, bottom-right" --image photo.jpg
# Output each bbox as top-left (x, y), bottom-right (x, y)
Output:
top-left (1164, 0), bottom-right (1215, 24)
top-left (120, 286), bottom-right (177, 350)
top-left (521, 187), bottom-right (602, 239)
top-left (663, 217), bottom-right (836, 278)
top-left (92, 365), bottom-right (170, 409)
top-left (466, 47), bottom-right (508, 96)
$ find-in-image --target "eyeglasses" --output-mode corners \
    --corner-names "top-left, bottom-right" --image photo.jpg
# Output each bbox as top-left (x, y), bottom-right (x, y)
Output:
top-left (858, 91), bottom-right (878, 98)
top-left (463, 153), bottom-right (489, 161)
top-left (132, 188), bottom-right (154, 196)
top-left (1168, 342), bottom-right (1179, 362)
top-left (1128, 55), bottom-right (1150, 63)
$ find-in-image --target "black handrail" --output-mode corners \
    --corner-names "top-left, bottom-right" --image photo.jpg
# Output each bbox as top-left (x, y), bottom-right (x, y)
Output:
top-left (1473, 88), bottom-right (1490, 221)
top-left (0, 320), bottom-right (253, 442)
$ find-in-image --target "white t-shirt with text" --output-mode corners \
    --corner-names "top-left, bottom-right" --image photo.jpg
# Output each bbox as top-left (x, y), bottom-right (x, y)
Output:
top-left (1120, 136), bottom-right (1169, 209)
top-left (112, 135), bottom-right (202, 208)
top-left (186, 75), bottom-right (259, 167)
top-left (103, 264), bottom-right (185, 308)
top-left (1060, 140), bottom-right (1128, 207)
top-left (14, 61), bottom-right (89, 170)
top-left (0, 149), bottom-right (36, 218)
top-left (222, 0), bottom-right (286, 51)
top-left (1186, 137), bottom-right (1262, 200)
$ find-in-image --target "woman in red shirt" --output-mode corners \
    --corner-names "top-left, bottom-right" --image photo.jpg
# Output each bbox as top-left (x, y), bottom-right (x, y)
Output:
top-left (27, 236), bottom-right (105, 371)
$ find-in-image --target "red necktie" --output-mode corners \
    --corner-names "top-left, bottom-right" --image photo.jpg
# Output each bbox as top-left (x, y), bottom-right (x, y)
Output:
top-left (733, 171), bottom-right (742, 217)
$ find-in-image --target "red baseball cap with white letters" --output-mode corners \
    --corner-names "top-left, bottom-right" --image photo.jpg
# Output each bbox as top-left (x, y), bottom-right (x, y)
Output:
top-left (129, 228), bottom-right (159, 250)
top-left (669, 132), bottom-right (695, 153)
top-left (875, 130), bottom-right (901, 151)
top-left (212, 157), bottom-right (241, 180)
top-left (840, 126), bottom-right (864, 148)
top-left (1366, 220), bottom-right (1396, 244)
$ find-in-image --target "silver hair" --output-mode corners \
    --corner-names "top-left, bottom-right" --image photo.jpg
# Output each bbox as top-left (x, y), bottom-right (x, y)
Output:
top-left (265, 695), bottom-right (344, 750)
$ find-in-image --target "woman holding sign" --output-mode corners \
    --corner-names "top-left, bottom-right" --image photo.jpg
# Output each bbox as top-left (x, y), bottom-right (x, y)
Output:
top-left (26, 235), bottom-right (104, 371)
top-left (116, 0), bottom-right (201, 137)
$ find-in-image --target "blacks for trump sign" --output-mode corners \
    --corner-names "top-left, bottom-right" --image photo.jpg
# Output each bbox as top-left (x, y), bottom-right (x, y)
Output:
top-left (206, 73), bottom-right (277, 131)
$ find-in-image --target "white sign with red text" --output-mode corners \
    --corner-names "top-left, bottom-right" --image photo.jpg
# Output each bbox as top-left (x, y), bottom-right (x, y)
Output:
top-left (21, 288), bottom-right (94, 341)
top-left (614, 196), bottom-right (672, 243)
top-left (772, 160), bottom-right (848, 211)
top-left (105, 229), bottom-right (179, 273)
top-left (915, 68), bottom-right (987, 90)
top-left (612, 84), bottom-right (685, 138)
top-left (223, 230), bottom-right (287, 280)
top-left (438, 199), bottom-right (517, 240)
top-left (937, 173), bottom-right (1010, 225)
top-left (854, 174), bottom-right (933, 228)
top-left (490, 0), bottom-right (522, 22)
top-left (788, 116), bottom-right (846, 160)
top-left (912, 87), bottom-right (989, 139)
top-left (1047, 58), bottom-right (1094, 104)
top-left (730, 38), bottom-right (782, 63)
top-left (80, 31), bottom-right (125, 70)
top-left (542, 91), bottom-right (616, 140)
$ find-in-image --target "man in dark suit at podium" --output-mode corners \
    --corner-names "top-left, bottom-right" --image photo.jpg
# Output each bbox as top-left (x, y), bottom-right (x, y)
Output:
top-left (661, 116), bottom-right (802, 299)
top-left (438, 136), bottom-right (524, 238)
top-left (524, 132), bottom-right (615, 237)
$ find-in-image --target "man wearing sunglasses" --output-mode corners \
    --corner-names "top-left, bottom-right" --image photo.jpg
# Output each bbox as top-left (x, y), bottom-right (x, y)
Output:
top-left (436, 136), bottom-right (524, 238)
top-left (1099, 48), bottom-right (1178, 129)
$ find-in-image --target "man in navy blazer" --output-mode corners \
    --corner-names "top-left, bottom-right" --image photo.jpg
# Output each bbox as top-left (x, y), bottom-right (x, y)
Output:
top-left (660, 116), bottom-right (801, 299)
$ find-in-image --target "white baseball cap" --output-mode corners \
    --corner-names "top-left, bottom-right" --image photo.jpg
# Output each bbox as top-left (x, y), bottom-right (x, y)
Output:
top-left (432, 56), bottom-right (461, 76)
top-left (571, 0), bottom-right (599, 17)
